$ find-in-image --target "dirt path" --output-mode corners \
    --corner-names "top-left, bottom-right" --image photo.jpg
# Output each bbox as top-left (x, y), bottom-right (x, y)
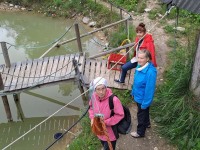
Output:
top-left (96, 0), bottom-right (176, 150)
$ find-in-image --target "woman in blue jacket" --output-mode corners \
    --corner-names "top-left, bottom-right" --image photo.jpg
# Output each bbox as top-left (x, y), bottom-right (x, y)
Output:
top-left (131, 49), bottom-right (157, 138)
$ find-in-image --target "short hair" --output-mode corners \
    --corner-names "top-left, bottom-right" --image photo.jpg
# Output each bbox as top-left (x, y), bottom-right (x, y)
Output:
top-left (138, 49), bottom-right (152, 60)
top-left (136, 23), bottom-right (146, 33)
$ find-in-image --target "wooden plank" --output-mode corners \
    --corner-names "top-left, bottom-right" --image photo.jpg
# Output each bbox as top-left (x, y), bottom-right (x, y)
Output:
top-left (4, 63), bottom-right (16, 91)
top-left (16, 61), bottom-right (27, 90)
top-left (64, 54), bottom-right (75, 80)
top-left (83, 58), bottom-right (90, 84)
top-left (88, 59), bottom-right (96, 84)
top-left (60, 54), bottom-right (70, 80)
top-left (9, 62), bottom-right (22, 91)
top-left (2, 66), bottom-right (9, 85)
top-left (28, 59), bottom-right (38, 87)
top-left (38, 57), bottom-right (49, 84)
top-left (55, 55), bottom-right (65, 81)
top-left (33, 58), bottom-right (44, 85)
top-left (49, 56), bottom-right (59, 82)
top-left (100, 60), bottom-right (108, 82)
top-left (95, 60), bottom-right (101, 78)
top-left (22, 60), bottom-right (33, 89)
top-left (44, 56), bottom-right (54, 84)
top-left (108, 70), bottom-right (116, 88)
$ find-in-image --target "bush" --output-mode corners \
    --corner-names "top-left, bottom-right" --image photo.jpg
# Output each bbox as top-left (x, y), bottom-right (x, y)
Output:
top-left (108, 25), bottom-right (135, 48)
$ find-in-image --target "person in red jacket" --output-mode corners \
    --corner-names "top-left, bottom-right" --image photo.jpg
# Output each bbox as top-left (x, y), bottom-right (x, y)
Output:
top-left (115, 23), bottom-right (157, 83)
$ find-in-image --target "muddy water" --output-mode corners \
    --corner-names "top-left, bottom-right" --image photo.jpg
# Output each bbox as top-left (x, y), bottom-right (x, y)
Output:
top-left (0, 11), bottom-right (102, 149)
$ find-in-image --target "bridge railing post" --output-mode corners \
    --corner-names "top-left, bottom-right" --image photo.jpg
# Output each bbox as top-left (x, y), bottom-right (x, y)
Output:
top-left (74, 23), bottom-right (83, 56)
top-left (1, 41), bottom-right (17, 122)
top-left (1, 42), bottom-right (11, 68)
top-left (2, 95), bottom-right (13, 122)
top-left (0, 73), bottom-right (3, 90)
top-left (120, 8), bottom-right (123, 20)
top-left (72, 59), bottom-right (87, 105)
top-left (13, 94), bottom-right (25, 121)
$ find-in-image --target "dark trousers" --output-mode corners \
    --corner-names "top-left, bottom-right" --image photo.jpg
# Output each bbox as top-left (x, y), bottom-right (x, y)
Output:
top-left (100, 140), bottom-right (116, 150)
top-left (136, 103), bottom-right (150, 136)
top-left (119, 61), bottom-right (137, 82)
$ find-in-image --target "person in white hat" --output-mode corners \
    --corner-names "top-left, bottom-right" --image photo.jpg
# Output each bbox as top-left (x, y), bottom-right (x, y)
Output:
top-left (89, 77), bottom-right (124, 150)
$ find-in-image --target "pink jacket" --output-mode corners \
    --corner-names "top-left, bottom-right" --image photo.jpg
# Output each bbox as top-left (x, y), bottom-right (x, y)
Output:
top-left (89, 88), bottom-right (124, 141)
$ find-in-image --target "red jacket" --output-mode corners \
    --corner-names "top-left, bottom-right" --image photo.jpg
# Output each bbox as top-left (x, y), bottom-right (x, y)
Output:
top-left (134, 33), bottom-right (157, 67)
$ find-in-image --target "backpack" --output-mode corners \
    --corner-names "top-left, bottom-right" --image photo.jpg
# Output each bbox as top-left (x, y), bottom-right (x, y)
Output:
top-left (109, 94), bottom-right (132, 139)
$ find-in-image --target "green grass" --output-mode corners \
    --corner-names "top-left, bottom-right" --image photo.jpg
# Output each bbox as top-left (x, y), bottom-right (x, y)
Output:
top-left (151, 43), bottom-right (200, 149)
top-left (109, 0), bottom-right (147, 13)
top-left (68, 116), bottom-right (101, 150)
top-left (150, 3), bottom-right (200, 149)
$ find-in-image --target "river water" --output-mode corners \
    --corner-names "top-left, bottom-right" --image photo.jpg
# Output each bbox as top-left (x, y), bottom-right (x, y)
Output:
top-left (0, 11), bottom-right (102, 149)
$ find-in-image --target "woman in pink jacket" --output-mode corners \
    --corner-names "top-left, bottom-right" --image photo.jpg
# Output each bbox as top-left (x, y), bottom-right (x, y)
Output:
top-left (89, 77), bottom-right (124, 150)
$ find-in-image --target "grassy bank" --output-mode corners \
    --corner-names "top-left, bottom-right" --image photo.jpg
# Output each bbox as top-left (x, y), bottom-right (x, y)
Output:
top-left (107, 0), bottom-right (147, 13)
top-left (4, 0), bottom-right (120, 27)
top-left (152, 43), bottom-right (200, 149)
top-left (150, 2), bottom-right (200, 149)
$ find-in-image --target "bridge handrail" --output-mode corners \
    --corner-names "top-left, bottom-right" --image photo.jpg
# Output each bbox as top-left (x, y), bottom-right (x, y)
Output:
top-left (88, 42), bottom-right (135, 59)
top-left (57, 17), bottom-right (131, 46)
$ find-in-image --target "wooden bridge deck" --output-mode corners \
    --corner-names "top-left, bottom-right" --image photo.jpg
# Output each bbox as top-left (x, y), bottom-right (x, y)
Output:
top-left (83, 58), bottom-right (134, 90)
top-left (0, 54), bottom-right (134, 95)
top-left (0, 54), bottom-right (85, 94)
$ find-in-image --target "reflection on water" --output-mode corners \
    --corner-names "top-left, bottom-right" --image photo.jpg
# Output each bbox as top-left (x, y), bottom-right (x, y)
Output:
top-left (0, 11), bottom-right (98, 149)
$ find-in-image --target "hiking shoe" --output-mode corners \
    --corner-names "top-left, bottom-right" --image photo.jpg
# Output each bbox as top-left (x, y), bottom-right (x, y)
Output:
top-left (114, 79), bottom-right (124, 83)
top-left (147, 125), bottom-right (151, 128)
top-left (130, 132), bottom-right (143, 138)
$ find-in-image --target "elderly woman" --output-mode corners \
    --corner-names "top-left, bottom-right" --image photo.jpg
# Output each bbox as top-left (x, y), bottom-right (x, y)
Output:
top-left (115, 23), bottom-right (157, 83)
top-left (131, 49), bottom-right (157, 138)
top-left (89, 77), bottom-right (124, 150)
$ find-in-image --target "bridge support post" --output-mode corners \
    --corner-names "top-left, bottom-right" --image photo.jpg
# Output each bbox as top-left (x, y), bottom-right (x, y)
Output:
top-left (120, 9), bottom-right (123, 20)
top-left (0, 73), bottom-right (3, 90)
top-left (72, 59), bottom-right (87, 106)
top-left (125, 19), bottom-right (128, 35)
top-left (126, 47), bottom-right (130, 61)
top-left (13, 94), bottom-right (25, 121)
top-left (2, 96), bottom-right (13, 122)
top-left (1, 42), bottom-right (11, 68)
top-left (74, 23), bottom-right (83, 56)
top-left (0, 73), bottom-right (13, 122)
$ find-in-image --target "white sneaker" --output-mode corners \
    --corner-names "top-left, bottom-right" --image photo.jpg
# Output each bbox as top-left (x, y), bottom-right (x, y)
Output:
top-left (130, 132), bottom-right (142, 138)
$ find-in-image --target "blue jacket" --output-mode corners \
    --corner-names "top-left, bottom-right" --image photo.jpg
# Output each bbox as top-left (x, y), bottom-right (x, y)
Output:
top-left (131, 62), bottom-right (157, 109)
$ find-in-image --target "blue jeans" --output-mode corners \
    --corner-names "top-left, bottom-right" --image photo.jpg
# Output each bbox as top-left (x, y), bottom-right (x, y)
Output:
top-left (119, 61), bottom-right (137, 82)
